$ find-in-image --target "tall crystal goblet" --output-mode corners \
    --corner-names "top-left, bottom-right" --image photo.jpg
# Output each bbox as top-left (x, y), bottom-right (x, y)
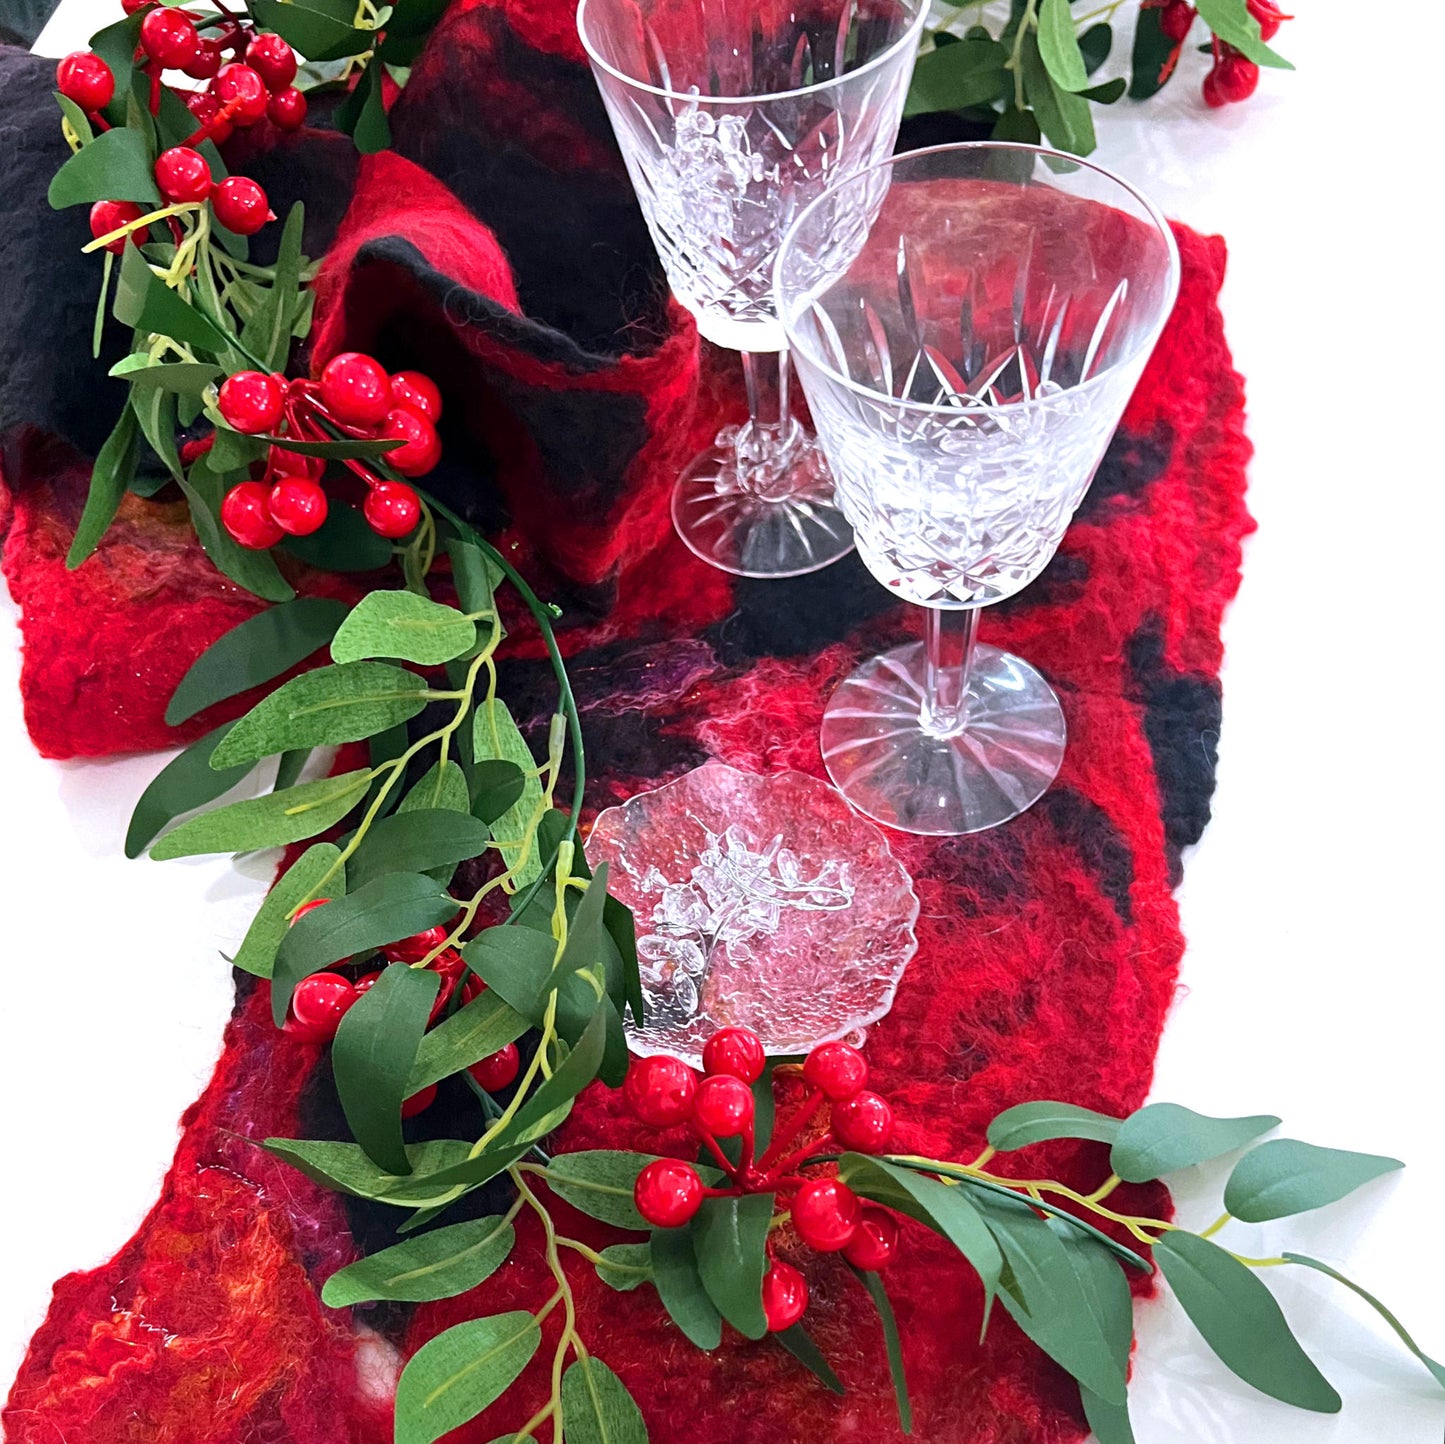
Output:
top-left (577, 0), bottom-right (928, 578)
top-left (775, 143), bottom-right (1181, 835)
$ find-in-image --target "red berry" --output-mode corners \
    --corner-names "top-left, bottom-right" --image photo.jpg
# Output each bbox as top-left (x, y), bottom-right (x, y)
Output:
top-left (390, 371), bottom-right (443, 422)
top-left (1158, 0), bottom-right (1194, 42)
top-left (320, 352), bottom-right (392, 426)
top-left (183, 39), bottom-right (222, 79)
top-left (154, 145), bottom-right (212, 203)
top-left (803, 1041), bottom-right (867, 1100)
top-left (461, 974), bottom-right (487, 1004)
top-left (212, 176), bottom-right (271, 236)
top-left (269, 476), bottom-right (327, 536)
top-left (1204, 50), bottom-right (1259, 105)
top-left (429, 948), bottom-right (467, 979)
top-left (354, 969), bottom-right (383, 994)
top-left (428, 970), bottom-right (459, 1023)
top-left (183, 88), bottom-right (232, 143)
top-left (761, 1259), bottom-right (809, 1332)
top-left (831, 1091), bottom-right (894, 1153)
top-left (290, 897), bottom-right (331, 924)
top-left (381, 406), bottom-right (441, 477)
top-left (693, 1074), bottom-right (754, 1137)
top-left (624, 1054), bottom-right (697, 1128)
top-left (214, 63), bottom-right (269, 124)
top-left (220, 480), bottom-right (284, 549)
top-left (363, 480), bottom-right (421, 539)
top-left (1246, 0), bottom-right (1290, 39)
top-left (290, 971), bottom-right (357, 1039)
top-left (121, 0), bottom-right (147, 13)
top-left (140, 7), bottom-right (199, 69)
top-left (218, 371), bottom-right (283, 434)
top-left (382, 925), bottom-right (451, 963)
top-left (634, 1159), bottom-right (704, 1228)
top-left (89, 200), bottom-right (144, 255)
top-left (790, 1178), bottom-right (860, 1252)
top-left (402, 1083), bottom-right (438, 1118)
top-left (702, 1026), bottom-right (766, 1084)
top-left (246, 32), bottom-right (297, 91)
top-left (468, 1043), bottom-right (521, 1092)
top-left (57, 52), bottom-right (115, 111)
top-left (842, 1206), bottom-right (899, 1271)
top-left (266, 86), bottom-right (307, 131)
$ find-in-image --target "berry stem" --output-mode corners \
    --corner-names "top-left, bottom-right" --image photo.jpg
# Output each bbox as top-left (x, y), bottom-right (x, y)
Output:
top-left (695, 1127), bottom-right (737, 1179)
top-left (755, 1089), bottom-right (824, 1175)
top-left (761, 1132), bottom-right (834, 1186)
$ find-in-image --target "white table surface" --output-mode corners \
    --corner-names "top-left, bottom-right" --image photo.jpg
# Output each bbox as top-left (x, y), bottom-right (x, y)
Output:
top-left (7, 4), bottom-right (1444, 1439)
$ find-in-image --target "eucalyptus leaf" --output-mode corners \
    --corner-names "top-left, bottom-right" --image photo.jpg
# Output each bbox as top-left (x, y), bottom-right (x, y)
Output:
top-left (149, 766), bottom-right (371, 860)
top-left (332, 589), bottom-right (477, 666)
top-left (255, 433), bottom-right (402, 459)
top-left (110, 356), bottom-right (222, 395)
top-left (1128, 4), bottom-right (1177, 99)
top-left (473, 697), bottom-right (545, 886)
top-left (134, 385), bottom-right (182, 481)
top-left (1194, 0), bottom-right (1293, 67)
top-left (407, 988), bottom-right (529, 1093)
top-left (1078, 21), bottom-right (1112, 73)
top-left (166, 598), bottom-right (349, 724)
top-left (1154, 1231), bottom-right (1340, 1412)
top-left (394, 1312), bottom-right (541, 1444)
top-left (471, 759), bottom-right (526, 825)
top-left (114, 242), bottom-right (231, 353)
top-left (1020, 32), bottom-right (1096, 155)
top-left (125, 721), bottom-right (253, 858)
top-left (1111, 1103), bottom-right (1279, 1184)
top-left (48, 126), bottom-right (159, 208)
top-left (987, 1100), bottom-right (1123, 1152)
top-left (332, 962), bottom-right (440, 1174)
top-left (650, 1224), bottom-right (722, 1349)
top-left (67, 399), bottom-right (140, 567)
top-left (775, 1323), bottom-right (846, 1396)
top-left (692, 1193), bottom-right (772, 1341)
top-left (250, 0), bottom-right (379, 59)
top-left (559, 1357), bottom-right (648, 1444)
top-left (54, 93), bottom-right (95, 147)
top-left (445, 537), bottom-right (503, 618)
top-left (853, 1267), bottom-right (910, 1429)
top-left (463, 926), bottom-right (557, 1022)
top-left (211, 661), bottom-right (430, 768)
top-left (346, 809), bottom-right (491, 892)
top-left (239, 202), bottom-right (306, 372)
top-left (1038, 0), bottom-right (1090, 91)
top-left (904, 36), bottom-right (1009, 117)
top-left (337, 56), bottom-right (391, 151)
top-left (275, 748), bottom-right (311, 792)
top-left (231, 842), bottom-right (342, 978)
top-left (400, 760), bottom-right (471, 816)
top-left (1057, 1225), bottom-right (1135, 1443)
top-left (1223, 1140), bottom-right (1403, 1223)
top-left (542, 1150), bottom-right (664, 1231)
top-left (322, 1213), bottom-right (516, 1307)
top-left (262, 1136), bottom-right (474, 1204)
top-left (595, 1242), bottom-right (654, 1293)
top-left (177, 464), bottom-right (295, 602)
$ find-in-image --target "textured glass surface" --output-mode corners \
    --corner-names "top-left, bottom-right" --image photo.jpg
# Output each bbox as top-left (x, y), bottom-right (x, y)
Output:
top-left (587, 760), bottom-right (919, 1064)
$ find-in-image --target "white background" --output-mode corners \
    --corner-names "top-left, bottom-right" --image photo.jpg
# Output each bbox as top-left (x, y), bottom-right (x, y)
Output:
top-left (7, 3), bottom-right (1445, 1440)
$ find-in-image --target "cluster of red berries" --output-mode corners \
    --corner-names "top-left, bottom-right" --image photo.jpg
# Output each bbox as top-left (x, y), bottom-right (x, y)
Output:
top-left (214, 354), bottom-right (443, 549)
top-left (1147, 0), bottom-right (1290, 107)
top-left (282, 904), bottom-right (520, 1118)
top-left (625, 1029), bottom-right (899, 1334)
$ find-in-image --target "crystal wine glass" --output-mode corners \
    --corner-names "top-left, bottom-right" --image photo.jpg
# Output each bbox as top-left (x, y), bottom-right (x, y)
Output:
top-left (576, 0), bottom-right (928, 578)
top-left (775, 143), bottom-right (1180, 835)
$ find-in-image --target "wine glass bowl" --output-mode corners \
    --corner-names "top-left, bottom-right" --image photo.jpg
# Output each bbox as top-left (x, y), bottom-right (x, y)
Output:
top-left (776, 144), bottom-right (1180, 835)
top-left (577, 0), bottom-right (928, 577)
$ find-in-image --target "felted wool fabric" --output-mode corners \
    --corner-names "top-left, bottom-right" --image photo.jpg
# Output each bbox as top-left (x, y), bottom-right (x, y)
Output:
top-left (1, 3), bottom-right (1253, 1440)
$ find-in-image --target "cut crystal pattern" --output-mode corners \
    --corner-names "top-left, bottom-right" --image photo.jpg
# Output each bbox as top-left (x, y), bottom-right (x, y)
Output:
top-left (587, 761), bottom-right (919, 1065)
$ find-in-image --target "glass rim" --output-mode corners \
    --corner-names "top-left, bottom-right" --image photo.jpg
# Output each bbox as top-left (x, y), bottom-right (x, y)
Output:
top-left (575, 0), bottom-right (930, 107)
top-left (774, 140), bottom-right (1183, 419)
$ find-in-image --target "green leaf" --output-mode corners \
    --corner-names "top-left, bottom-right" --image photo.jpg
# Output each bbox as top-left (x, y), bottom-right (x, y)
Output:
top-left (177, 462), bottom-right (295, 603)
top-left (254, 432), bottom-right (402, 460)
top-left (1194, 0), bottom-right (1293, 67)
top-left (331, 589), bottom-right (477, 666)
top-left (1038, 0), bottom-right (1090, 91)
top-left (1128, 4), bottom-right (1178, 99)
top-left (542, 1150), bottom-right (664, 1232)
top-left (1080, 76), bottom-right (1128, 103)
top-left (1080, 1385), bottom-right (1136, 1444)
top-left (48, 126), bottom-right (159, 209)
top-left (445, 537), bottom-right (503, 618)
top-left (775, 1323), bottom-right (845, 1396)
top-left (211, 661), bottom-right (430, 768)
top-left (275, 748), bottom-right (311, 792)
top-left (559, 1357), bottom-right (648, 1444)
top-left (841, 1156), bottom-right (1003, 1327)
top-left (54, 92), bottom-right (96, 147)
top-left (904, 36), bottom-right (1009, 117)
top-left (332, 962), bottom-right (439, 1174)
top-left (239, 202), bottom-right (306, 373)
top-left (271, 870), bottom-right (456, 1024)
top-left (1111, 1104), bottom-right (1280, 1184)
top-left (336, 57), bottom-right (391, 151)
top-left (282, 501), bottom-right (394, 572)
top-left (407, 988), bottom-right (529, 1093)
top-left (114, 241), bottom-right (231, 353)
top-left (250, 0), bottom-right (379, 58)
top-left (134, 385), bottom-right (182, 482)
top-left (67, 400), bottom-right (141, 567)
top-left (263, 1136), bottom-right (474, 1205)
top-left (231, 842), bottom-right (341, 978)
top-left (401, 760), bottom-right (471, 816)
top-left (394, 1312), bottom-right (542, 1444)
top-left (1154, 1231), bottom-right (1340, 1412)
top-left (125, 721), bottom-right (254, 858)
top-left (852, 1268), bottom-right (911, 1430)
top-left (1223, 1140), bottom-right (1403, 1223)
top-left (166, 599), bottom-right (350, 724)
top-left (987, 1101), bottom-right (1123, 1152)
top-left (110, 355), bottom-right (222, 395)
top-left (603, 893), bottom-right (645, 1027)
top-left (463, 926), bottom-right (557, 1022)
top-left (1078, 21), bottom-right (1112, 73)
top-left (1021, 31), bottom-right (1096, 154)
top-left (1282, 1254), bottom-right (1445, 1392)
top-left (692, 1192), bottom-right (772, 1341)
top-left (992, 106), bottom-right (1042, 143)
top-left (551, 863), bottom-right (612, 992)
top-left (322, 1213), bottom-right (515, 1308)
top-left (594, 1242), bottom-right (653, 1293)
top-left (346, 809), bottom-right (491, 892)
top-left (1054, 1225), bottom-right (1135, 1443)
top-left (650, 1225), bottom-right (722, 1350)
top-left (473, 698), bottom-right (545, 886)
top-left (149, 766), bottom-right (371, 860)
top-left (471, 760), bottom-right (526, 825)
top-left (971, 1192), bottom-right (1127, 1405)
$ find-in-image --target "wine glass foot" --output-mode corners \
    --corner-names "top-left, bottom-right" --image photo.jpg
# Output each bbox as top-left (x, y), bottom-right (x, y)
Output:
top-left (821, 640), bottom-right (1066, 836)
top-left (671, 435), bottom-right (854, 578)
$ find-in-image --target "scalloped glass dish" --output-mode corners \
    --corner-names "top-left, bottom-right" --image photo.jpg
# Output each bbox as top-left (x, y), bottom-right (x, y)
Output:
top-left (587, 760), bottom-right (919, 1065)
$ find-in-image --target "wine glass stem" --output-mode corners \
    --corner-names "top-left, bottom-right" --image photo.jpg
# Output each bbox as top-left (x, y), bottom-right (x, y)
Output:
top-left (922, 605), bottom-right (980, 739)
top-left (735, 347), bottom-right (803, 500)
